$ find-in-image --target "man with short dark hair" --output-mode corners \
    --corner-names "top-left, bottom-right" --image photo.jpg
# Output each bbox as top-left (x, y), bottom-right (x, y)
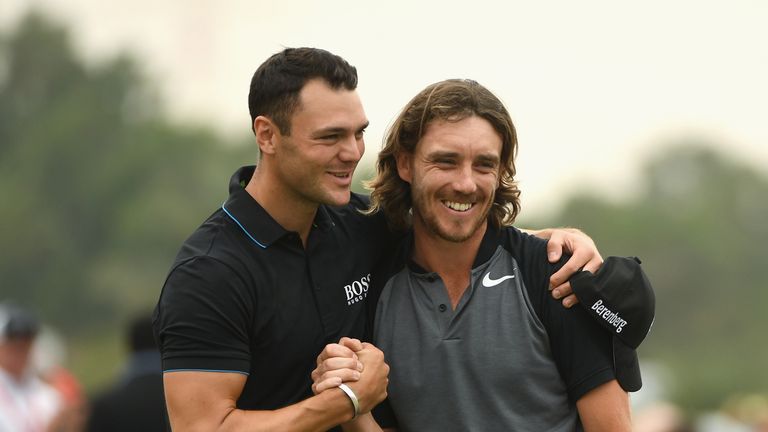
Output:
top-left (154, 49), bottom-right (607, 432)
top-left (155, 48), bottom-right (391, 432)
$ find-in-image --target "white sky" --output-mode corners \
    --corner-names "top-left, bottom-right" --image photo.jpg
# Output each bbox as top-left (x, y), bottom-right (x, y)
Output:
top-left (2, 0), bottom-right (767, 216)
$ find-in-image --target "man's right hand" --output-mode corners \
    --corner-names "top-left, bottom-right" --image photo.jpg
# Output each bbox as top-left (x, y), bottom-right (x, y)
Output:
top-left (312, 337), bottom-right (389, 414)
top-left (312, 337), bottom-right (365, 393)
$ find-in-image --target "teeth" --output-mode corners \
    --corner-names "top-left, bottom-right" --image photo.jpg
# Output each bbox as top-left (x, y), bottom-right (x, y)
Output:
top-left (443, 201), bottom-right (473, 212)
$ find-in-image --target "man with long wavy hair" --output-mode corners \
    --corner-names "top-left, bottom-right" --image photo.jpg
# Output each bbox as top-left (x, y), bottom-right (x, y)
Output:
top-left (314, 79), bottom-right (643, 431)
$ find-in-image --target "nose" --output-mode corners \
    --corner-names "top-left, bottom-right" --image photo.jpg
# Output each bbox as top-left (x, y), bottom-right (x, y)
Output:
top-left (452, 164), bottom-right (477, 195)
top-left (338, 134), bottom-right (364, 163)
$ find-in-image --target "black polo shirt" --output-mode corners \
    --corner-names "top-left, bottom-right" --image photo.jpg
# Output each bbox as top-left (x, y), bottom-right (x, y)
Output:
top-left (153, 166), bottom-right (390, 413)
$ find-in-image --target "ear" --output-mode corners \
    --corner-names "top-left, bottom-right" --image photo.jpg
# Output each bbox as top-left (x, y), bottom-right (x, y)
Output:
top-left (395, 151), bottom-right (413, 183)
top-left (253, 116), bottom-right (279, 155)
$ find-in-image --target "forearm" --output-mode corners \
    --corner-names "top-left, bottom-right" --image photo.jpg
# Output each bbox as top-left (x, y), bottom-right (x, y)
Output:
top-left (576, 380), bottom-right (631, 432)
top-left (218, 389), bottom-right (356, 432)
top-left (520, 227), bottom-right (552, 239)
top-left (340, 413), bottom-right (383, 432)
top-left (522, 227), bottom-right (582, 240)
top-left (166, 374), bottom-right (356, 432)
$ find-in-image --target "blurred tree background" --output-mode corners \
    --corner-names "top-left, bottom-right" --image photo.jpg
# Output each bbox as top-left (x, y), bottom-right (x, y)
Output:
top-left (525, 144), bottom-right (768, 413)
top-left (1, 11), bottom-right (766, 418)
top-left (0, 12), bottom-right (253, 388)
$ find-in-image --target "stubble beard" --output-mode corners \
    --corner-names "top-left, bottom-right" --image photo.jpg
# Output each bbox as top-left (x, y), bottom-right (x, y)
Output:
top-left (413, 195), bottom-right (492, 244)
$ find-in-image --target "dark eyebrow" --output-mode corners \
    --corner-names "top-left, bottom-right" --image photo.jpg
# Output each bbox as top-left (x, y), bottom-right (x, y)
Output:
top-left (427, 150), bottom-right (460, 160)
top-left (475, 153), bottom-right (500, 165)
top-left (313, 121), bottom-right (369, 137)
top-left (313, 127), bottom-right (345, 137)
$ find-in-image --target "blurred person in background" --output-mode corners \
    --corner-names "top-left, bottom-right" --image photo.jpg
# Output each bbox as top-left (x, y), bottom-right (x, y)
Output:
top-left (0, 303), bottom-right (61, 432)
top-left (86, 312), bottom-right (164, 432)
top-left (33, 326), bottom-right (87, 432)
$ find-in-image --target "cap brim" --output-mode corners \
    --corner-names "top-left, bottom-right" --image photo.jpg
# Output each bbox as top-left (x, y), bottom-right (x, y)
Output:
top-left (613, 337), bottom-right (642, 392)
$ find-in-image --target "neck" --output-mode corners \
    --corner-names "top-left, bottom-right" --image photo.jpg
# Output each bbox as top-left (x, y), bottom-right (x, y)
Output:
top-left (245, 165), bottom-right (317, 246)
top-left (411, 219), bottom-right (487, 308)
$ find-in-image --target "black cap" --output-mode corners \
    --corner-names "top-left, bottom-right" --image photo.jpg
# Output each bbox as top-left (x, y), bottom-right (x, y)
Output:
top-left (0, 303), bottom-right (40, 340)
top-left (570, 256), bottom-right (656, 392)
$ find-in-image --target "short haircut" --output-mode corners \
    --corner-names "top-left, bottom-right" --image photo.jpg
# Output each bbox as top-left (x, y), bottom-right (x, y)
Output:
top-left (366, 79), bottom-right (521, 230)
top-left (248, 47), bottom-right (358, 135)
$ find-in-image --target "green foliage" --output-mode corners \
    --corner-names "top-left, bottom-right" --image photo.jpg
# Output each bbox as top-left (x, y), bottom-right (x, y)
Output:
top-left (528, 143), bottom-right (768, 413)
top-left (0, 12), bottom-right (252, 389)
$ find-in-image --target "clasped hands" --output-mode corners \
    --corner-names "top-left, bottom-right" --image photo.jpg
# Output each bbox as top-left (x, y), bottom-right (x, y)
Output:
top-left (311, 337), bottom-right (389, 416)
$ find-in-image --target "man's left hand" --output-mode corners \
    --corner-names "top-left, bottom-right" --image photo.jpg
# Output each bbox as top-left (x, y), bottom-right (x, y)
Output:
top-left (528, 227), bottom-right (603, 308)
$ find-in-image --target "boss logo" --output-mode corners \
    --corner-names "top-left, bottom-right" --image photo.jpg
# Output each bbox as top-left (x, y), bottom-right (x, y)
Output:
top-left (344, 274), bottom-right (371, 305)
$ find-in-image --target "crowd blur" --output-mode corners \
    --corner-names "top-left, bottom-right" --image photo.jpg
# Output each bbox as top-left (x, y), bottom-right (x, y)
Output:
top-left (84, 312), bottom-right (165, 432)
top-left (0, 303), bottom-right (164, 432)
top-left (633, 396), bottom-right (768, 432)
top-left (0, 303), bottom-right (85, 432)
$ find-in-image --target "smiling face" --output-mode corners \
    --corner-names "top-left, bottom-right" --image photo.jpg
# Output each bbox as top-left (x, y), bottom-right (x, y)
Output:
top-left (397, 115), bottom-right (502, 243)
top-left (271, 78), bottom-right (369, 208)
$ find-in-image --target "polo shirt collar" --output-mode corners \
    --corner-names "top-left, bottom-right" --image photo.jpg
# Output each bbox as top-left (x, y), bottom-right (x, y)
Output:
top-left (473, 221), bottom-right (503, 268)
top-left (405, 219), bottom-right (502, 273)
top-left (221, 166), bottom-right (334, 249)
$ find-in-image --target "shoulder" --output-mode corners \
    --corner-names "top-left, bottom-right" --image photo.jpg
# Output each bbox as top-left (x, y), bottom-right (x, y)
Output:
top-left (500, 226), bottom-right (548, 254)
top-left (158, 255), bottom-right (255, 327)
top-left (498, 226), bottom-right (551, 288)
top-left (168, 208), bottom-right (259, 285)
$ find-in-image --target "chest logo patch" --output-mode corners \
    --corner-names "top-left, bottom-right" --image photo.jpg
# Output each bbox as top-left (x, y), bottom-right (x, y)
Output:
top-left (344, 273), bottom-right (371, 306)
top-left (482, 272), bottom-right (515, 287)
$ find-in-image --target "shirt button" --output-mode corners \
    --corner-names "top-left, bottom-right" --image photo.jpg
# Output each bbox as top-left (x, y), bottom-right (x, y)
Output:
top-left (427, 276), bottom-right (436, 282)
top-left (438, 304), bottom-right (447, 312)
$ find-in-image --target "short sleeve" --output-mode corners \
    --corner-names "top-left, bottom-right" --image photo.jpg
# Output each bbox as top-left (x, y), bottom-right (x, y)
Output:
top-left (516, 231), bottom-right (618, 401)
top-left (153, 256), bottom-right (254, 374)
top-left (542, 288), bottom-right (617, 401)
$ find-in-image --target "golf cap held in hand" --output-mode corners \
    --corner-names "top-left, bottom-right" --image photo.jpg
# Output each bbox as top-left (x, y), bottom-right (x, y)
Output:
top-left (570, 256), bottom-right (656, 391)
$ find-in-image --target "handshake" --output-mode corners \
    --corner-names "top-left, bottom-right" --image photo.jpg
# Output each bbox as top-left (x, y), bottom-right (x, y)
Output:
top-left (311, 337), bottom-right (390, 420)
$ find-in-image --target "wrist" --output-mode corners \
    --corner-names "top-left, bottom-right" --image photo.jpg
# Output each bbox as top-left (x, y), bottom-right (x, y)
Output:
top-left (338, 383), bottom-right (360, 419)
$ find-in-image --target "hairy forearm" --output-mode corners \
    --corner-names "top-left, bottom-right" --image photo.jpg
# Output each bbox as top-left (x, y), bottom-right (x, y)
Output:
top-left (219, 390), bottom-right (354, 432)
top-left (168, 385), bottom-right (355, 432)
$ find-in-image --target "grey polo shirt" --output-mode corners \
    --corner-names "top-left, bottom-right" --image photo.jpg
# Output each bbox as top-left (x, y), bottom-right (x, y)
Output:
top-left (370, 224), bottom-right (625, 431)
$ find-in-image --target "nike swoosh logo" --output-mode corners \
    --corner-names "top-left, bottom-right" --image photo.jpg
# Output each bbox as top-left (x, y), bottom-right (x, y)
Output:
top-left (482, 272), bottom-right (515, 287)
